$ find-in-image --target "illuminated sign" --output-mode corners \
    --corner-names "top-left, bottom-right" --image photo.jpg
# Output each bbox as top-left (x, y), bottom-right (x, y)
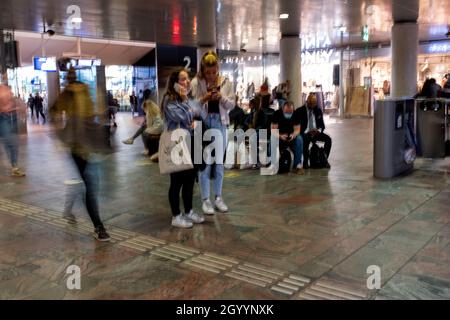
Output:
top-left (362, 25), bottom-right (369, 42)
top-left (427, 41), bottom-right (450, 54)
top-left (301, 34), bottom-right (332, 50)
top-left (33, 56), bottom-right (57, 72)
top-left (301, 49), bottom-right (335, 64)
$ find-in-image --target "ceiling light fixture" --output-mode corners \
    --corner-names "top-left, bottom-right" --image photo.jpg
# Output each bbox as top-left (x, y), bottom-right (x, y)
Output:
top-left (279, 13), bottom-right (289, 19)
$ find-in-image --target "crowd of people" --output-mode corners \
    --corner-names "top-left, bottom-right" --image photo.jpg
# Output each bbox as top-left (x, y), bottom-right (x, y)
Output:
top-left (0, 51), bottom-right (335, 240)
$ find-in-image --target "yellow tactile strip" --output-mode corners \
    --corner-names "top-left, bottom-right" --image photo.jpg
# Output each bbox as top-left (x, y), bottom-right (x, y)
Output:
top-left (0, 197), bottom-right (316, 297)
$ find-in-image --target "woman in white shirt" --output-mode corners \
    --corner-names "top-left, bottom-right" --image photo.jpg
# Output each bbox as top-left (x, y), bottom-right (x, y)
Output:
top-left (190, 51), bottom-right (235, 215)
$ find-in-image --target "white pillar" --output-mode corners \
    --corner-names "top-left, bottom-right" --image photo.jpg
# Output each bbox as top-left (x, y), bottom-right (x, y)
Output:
top-left (196, 0), bottom-right (216, 69)
top-left (391, 22), bottom-right (419, 98)
top-left (339, 31), bottom-right (345, 117)
top-left (279, 0), bottom-right (301, 107)
top-left (280, 36), bottom-right (301, 107)
top-left (46, 70), bottom-right (60, 110)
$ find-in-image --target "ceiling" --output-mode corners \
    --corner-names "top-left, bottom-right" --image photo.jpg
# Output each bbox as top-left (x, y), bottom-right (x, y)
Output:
top-left (0, 0), bottom-right (449, 53)
top-left (14, 31), bottom-right (154, 66)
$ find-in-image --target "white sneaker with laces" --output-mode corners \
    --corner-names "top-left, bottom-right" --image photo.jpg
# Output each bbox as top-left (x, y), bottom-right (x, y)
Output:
top-left (171, 214), bottom-right (193, 228)
top-left (214, 197), bottom-right (228, 213)
top-left (202, 199), bottom-right (215, 215)
top-left (184, 210), bottom-right (205, 224)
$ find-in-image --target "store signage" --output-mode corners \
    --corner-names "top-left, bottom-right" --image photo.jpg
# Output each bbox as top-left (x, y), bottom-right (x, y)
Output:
top-left (301, 34), bottom-right (332, 50)
top-left (33, 56), bottom-right (57, 72)
top-left (301, 49), bottom-right (335, 65)
top-left (427, 41), bottom-right (450, 54)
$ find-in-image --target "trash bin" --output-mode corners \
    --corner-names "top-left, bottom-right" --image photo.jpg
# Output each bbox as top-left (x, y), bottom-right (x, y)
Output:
top-left (374, 98), bottom-right (415, 178)
top-left (415, 98), bottom-right (446, 158)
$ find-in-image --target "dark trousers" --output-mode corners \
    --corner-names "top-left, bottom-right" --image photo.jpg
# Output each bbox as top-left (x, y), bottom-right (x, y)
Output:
top-left (132, 123), bottom-right (147, 140)
top-left (36, 108), bottom-right (45, 122)
top-left (71, 152), bottom-right (103, 228)
top-left (142, 132), bottom-right (160, 155)
top-left (29, 106), bottom-right (34, 118)
top-left (302, 132), bottom-right (332, 166)
top-left (169, 169), bottom-right (196, 216)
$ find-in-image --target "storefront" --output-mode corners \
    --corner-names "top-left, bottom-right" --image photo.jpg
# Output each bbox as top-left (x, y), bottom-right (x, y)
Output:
top-left (7, 66), bottom-right (49, 103)
top-left (105, 65), bottom-right (157, 110)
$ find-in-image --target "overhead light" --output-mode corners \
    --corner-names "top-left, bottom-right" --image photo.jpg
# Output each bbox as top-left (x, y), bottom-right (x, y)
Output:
top-left (279, 13), bottom-right (289, 19)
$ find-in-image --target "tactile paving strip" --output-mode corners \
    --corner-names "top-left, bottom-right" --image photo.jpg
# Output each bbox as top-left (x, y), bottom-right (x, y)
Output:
top-left (298, 279), bottom-right (367, 300)
top-left (0, 197), bottom-right (319, 297)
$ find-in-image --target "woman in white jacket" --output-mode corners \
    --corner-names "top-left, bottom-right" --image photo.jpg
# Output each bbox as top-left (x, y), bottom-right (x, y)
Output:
top-left (191, 51), bottom-right (235, 214)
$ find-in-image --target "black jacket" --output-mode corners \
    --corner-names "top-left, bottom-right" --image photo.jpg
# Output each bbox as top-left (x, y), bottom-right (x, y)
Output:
top-left (295, 105), bottom-right (325, 135)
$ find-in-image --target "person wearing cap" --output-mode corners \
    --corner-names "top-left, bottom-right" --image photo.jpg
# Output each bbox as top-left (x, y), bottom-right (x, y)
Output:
top-left (50, 68), bottom-right (111, 241)
top-left (191, 51), bottom-right (235, 215)
top-left (0, 84), bottom-right (26, 177)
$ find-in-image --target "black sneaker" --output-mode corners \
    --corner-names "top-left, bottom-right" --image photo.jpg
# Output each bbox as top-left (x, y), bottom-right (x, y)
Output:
top-left (94, 226), bottom-right (111, 242)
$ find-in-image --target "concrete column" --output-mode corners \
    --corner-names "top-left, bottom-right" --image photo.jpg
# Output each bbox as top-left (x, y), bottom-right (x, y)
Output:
top-left (390, 22), bottom-right (419, 97)
top-left (46, 70), bottom-right (60, 110)
top-left (279, 0), bottom-right (301, 107)
top-left (280, 36), bottom-right (301, 107)
top-left (196, 0), bottom-right (216, 68)
top-left (390, 0), bottom-right (419, 98)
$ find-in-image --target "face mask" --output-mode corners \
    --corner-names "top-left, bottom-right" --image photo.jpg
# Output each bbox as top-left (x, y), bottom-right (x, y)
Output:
top-left (284, 112), bottom-right (293, 119)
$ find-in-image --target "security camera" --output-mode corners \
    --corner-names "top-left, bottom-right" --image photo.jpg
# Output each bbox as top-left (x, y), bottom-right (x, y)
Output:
top-left (46, 29), bottom-right (55, 36)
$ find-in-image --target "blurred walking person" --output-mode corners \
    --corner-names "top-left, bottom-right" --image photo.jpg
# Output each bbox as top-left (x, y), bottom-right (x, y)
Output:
top-left (50, 68), bottom-right (111, 241)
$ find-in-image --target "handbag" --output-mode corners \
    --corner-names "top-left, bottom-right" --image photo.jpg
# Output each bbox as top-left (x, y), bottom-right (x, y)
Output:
top-left (57, 117), bottom-right (114, 155)
top-left (158, 127), bottom-right (194, 175)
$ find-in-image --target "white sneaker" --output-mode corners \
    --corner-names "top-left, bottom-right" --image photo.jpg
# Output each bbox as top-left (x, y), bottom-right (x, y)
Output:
top-left (184, 210), bottom-right (205, 224)
top-left (214, 197), bottom-right (228, 213)
top-left (171, 214), bottom-right (193, 229)
top-left (202, 199), bottom-right (215, 215)
top-left (122, 138), bottom-right (134, 145)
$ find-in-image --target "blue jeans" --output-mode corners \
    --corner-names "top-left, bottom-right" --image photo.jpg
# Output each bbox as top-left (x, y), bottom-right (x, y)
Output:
top-left (280, 135), bottom-right (303, 168)
top-left (199, 113), bottom-right (227, 200)
top-left (0, 112), bottom-right (18, 167)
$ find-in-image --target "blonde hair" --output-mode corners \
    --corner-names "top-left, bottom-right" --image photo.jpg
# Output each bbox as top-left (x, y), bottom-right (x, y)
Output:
top-left (199, 51), bottom-right (219, 79)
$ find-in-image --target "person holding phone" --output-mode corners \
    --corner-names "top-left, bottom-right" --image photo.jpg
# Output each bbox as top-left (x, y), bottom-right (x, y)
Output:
top-left (161, 68), bottom-right (206, 228)
top-left (191, 51), bottom-right (235, 215)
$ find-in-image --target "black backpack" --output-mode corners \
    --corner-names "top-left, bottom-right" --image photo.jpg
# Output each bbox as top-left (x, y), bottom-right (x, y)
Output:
top-left (309, 143), bottom-right (329, 169)
top-left (278, 148), bottom-right (292, 174)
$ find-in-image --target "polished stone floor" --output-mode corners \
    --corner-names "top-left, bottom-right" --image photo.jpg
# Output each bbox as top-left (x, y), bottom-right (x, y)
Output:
top-left (0, 113), bottom-right (449, 300)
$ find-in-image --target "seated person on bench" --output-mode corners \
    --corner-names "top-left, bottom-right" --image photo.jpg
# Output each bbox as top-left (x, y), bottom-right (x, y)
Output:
top-left (296, 93), bottom-right (332, 169)
top-left (271, 101), bottom-right (305, 175)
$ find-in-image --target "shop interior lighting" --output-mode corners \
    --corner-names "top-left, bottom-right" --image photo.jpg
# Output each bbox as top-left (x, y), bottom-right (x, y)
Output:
top-left (279, 13), bottom-right (289, 19)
